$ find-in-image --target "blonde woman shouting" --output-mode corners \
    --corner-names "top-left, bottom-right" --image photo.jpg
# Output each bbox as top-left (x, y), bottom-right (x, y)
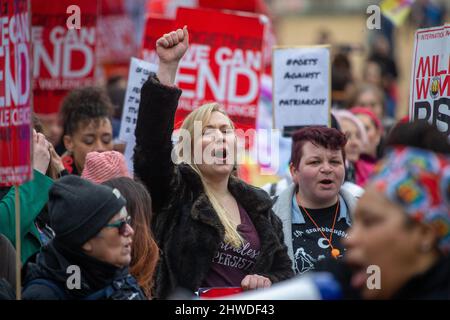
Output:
top-left (133, 27), bottom-right (293, 299)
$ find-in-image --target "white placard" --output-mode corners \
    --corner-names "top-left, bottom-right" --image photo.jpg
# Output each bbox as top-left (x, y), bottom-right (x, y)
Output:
top-left (119, 57), bottom-right (158, 174)
top-left (272, 46), bottom-right (331, 135)
top-left (410, 24), bottom-right (450, 137)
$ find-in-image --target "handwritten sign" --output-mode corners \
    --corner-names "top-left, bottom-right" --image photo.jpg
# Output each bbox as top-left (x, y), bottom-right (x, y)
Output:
top-left (119, 58), bottom-right (158, 174)
top-left (272, 46), bottom-right (330, 136)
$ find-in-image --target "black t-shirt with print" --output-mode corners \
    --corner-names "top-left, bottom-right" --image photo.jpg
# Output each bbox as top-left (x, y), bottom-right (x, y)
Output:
top-left (292, 202), bottom-right (349, 275)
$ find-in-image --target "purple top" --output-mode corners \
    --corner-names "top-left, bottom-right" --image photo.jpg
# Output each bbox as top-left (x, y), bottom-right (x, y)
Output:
top-left (201, 205), bottom-right (261, 288)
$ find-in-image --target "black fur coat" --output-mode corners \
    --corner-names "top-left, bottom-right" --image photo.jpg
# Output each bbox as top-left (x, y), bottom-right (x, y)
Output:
top-left (134, 76), bottom-right (294, 299)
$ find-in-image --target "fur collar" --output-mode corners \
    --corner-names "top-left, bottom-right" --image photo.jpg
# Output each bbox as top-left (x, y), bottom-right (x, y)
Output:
top-left (178, 163), bottom-right (273, 224)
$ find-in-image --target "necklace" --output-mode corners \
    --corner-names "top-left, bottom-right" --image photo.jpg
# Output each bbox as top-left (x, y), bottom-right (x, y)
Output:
top-left (297, 195), bottom-right (341, 259)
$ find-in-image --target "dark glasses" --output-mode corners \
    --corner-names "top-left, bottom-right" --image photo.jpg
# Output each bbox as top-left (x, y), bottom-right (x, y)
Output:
top-left (106, 215), bottom-right (132, 235)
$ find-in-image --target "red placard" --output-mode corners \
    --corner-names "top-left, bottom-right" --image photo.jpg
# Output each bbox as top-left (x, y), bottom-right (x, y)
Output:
top-left (198, 287), bottom-right (243, 298)
top-left (0, 0), bottom-right (32, 186)
top-left (97, 0), bottom-right (137, 65)
top-left (177, 8), bottom-right (264, 131)
top-left (100, 0), bottom-right (125, 15)
top-left (31, 0), bottom-right (98, 115)
top-left (140, 15), bottom-right (175, 64)
top-left (198, 0), bottom-right (269, 15)
top-left (141, 8), bottom-right (265, 131)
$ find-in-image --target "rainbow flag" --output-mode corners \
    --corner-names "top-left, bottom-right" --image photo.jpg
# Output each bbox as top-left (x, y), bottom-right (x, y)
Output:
top-left (381, 0), bottom-right (415, 27)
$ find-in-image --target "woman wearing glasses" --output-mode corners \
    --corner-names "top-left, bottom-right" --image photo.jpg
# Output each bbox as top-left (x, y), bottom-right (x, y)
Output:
top-left (22, 176), bottom-right (146, 300)
top-left (134, 27), bottom-right (293, 299)
top-left (103, 177), bottom-right (159, 299)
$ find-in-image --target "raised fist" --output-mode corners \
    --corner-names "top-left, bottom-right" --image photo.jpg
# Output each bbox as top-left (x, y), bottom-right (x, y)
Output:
top-left (156, 26), bottom-right (189, 66)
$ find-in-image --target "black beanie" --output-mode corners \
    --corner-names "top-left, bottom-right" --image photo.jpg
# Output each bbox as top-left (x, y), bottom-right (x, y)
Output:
top-left (48, 175), bottom-right (127, 248)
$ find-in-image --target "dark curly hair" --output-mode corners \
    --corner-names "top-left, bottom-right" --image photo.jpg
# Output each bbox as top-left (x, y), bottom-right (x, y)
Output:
top-left (60, 87), bottom-right (113, 136)
top-left (290, 126), bottom-right (348, 168)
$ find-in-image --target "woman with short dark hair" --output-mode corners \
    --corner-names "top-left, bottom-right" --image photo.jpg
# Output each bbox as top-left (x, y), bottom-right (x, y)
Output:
top-left (273, 127), bottom-right (358, 275)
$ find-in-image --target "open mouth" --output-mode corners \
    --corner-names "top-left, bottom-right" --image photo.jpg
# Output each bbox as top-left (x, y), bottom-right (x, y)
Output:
top-left (347, 261), bottom-right (368, 290)
top-left (213, 148), bottom-right (228, 163)
top-left (319, 179), bottom-right (333, 185)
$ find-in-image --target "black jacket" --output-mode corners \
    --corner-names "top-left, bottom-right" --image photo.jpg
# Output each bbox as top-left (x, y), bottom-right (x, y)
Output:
top-left (134, 76), bottom-right (294, 299)
top-left (22, 242), bottom-right (146, 300)
top-left (392, 254), bottom-right (450, 300)
top-left (0, 234), bottom-right (16, 295)
top-left (316, 254), bottom-right (450, 300)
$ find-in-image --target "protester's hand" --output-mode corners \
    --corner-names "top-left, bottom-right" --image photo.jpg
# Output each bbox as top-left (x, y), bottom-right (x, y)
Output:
top-left (241, 274), bottom-right (272, 291)
top-left (33, 129), bottom-right (51, 175)
top-left (48, 144), bottom-right (64, 173)
top-left (156, 26), bottom-right (189, 86)
top-left (156, 26), bottom-right (189, 65)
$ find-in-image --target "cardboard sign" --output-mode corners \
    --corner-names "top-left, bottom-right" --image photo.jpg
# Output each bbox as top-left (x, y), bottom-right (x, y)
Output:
top-left (410, 24), bottom-right (450, 136)
top-left (0, 0), bottom-right (32, 186)
top-left (119, 57), bottom-right (158, 174)
top-left (272, 46), bottom-right (331, 136)
top-left (31, 0), bottom-right (98, 115)
top-left (141, 7), bottom-right (266, 131)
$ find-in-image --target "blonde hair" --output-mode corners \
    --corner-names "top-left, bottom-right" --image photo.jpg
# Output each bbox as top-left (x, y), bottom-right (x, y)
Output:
top-left (179, 103), bottom-right (244, 248)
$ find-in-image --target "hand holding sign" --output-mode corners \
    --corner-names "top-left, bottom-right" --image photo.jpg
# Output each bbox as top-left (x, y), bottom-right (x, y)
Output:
top-left (156, 26), bottom-right (189, 86)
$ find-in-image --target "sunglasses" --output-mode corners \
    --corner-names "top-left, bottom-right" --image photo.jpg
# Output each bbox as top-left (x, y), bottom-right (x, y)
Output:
top-left (105, 215), bottom-right (132, 235)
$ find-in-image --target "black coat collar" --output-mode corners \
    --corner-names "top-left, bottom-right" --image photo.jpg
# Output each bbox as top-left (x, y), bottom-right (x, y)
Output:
top-left (392, 254), bottom-right (450, 299)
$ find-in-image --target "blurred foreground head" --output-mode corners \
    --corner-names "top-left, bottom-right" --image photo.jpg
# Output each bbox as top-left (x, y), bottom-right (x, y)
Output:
top-left (345, 145), bottom-right (449, 299)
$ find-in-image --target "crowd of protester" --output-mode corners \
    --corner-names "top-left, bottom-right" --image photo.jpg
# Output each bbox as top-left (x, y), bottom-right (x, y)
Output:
top-left (0, 22), bottom-right (449, 301)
